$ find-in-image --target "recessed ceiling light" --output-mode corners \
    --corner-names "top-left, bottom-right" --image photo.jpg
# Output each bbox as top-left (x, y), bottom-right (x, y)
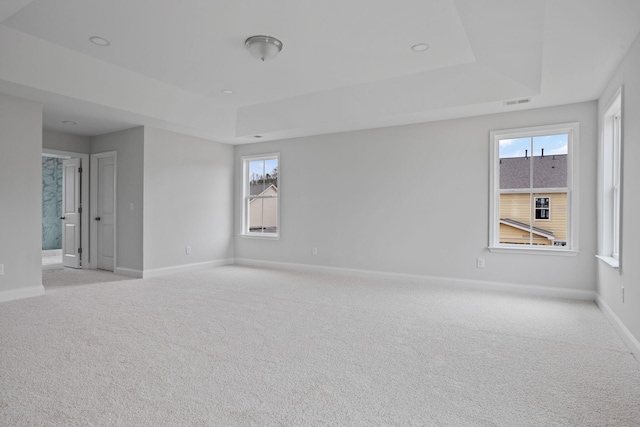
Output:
top-left (221, 89), bottom-right (234, 95)
top-left (62, 120), bottom-right (77, 126)
top-left (254, 135), bottom-right (263, 139)
top-left (89, 36), bottom-right (111, 47)
top-left (411, 43), bottom-right (429, 52)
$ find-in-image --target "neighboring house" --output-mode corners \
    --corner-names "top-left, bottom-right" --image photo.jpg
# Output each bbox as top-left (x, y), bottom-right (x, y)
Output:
top-left (499, 154), bottom-right (567, 246)
top-left (249, 183), bottom-right (278, 232)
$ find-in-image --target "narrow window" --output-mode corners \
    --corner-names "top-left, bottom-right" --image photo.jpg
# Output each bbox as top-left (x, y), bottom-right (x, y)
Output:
top-left (242, 154), bottom-right (279, 237)
top-left (598, 88), bottom-right (622, 268)
top-left (612, 113), bottom-right (621, 260)
top-left (489, 123), bottom-right (578, 254)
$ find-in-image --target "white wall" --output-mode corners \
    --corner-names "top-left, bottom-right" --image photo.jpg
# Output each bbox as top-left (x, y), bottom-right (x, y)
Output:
top-left (43, 129), bottom-right (91, 153)
top-left (597, 32), bottom-right (640, 348)
top-left (143, 127), bottom-right (234, 274)
top-left (91, 127), bottom-right (144, 274)
top-left (0, 93), bottom-right (44, 301)
top-left (235, 101), bottom-right (598, 294)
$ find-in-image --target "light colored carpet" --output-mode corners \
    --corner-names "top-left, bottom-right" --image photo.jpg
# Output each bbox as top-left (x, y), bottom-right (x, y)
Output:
top-left (42, 249), bottom-right (63, 266)
top-left (41, 265), bottom-right (132, 288)
top-left (1, 265), bottom-right (639, 426)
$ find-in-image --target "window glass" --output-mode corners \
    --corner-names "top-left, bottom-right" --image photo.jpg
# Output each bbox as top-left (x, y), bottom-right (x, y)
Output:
top-left (491, 123), bottom-right (577, 253)
top-left (243, 155), bottom-right (279, 236)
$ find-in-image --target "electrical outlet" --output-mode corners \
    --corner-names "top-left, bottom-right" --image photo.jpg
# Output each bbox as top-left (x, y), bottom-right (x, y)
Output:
top-left (476, 258), bottom-right (485, 268)
top-left (0, 264), bottom-right (4, 275)
top-left (312, 247), bottom-right (318, 256)
top-left (185, 246), bottom-right (192, 255)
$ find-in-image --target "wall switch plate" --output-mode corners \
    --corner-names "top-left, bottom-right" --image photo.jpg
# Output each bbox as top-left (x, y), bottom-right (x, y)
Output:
top-left (621, 286), bottom-right (625, 303)
top-left (312, 247), bottom-right (318, 256)
top-left (476, 258), bottom-right (485, 268)
top-left (0, 264), bottom-right (4, 275)
top-left (185, 246), bottom-right (192, 255)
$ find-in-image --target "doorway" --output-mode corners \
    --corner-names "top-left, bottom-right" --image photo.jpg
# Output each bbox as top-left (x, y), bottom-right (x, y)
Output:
top-left (42, 155), bottom-right (64, 266)
top-left (41, 150), bottom-right (90, 269)
top-left (90, 152), bottom-right (117, 271)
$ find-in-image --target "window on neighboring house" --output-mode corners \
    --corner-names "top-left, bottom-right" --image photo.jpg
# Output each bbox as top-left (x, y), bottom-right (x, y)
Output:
top-left (598, 88), bottom-right (622, 269)
top-left (534, 197), bottom-right (550, 220)
top-left (242, 153), bottom-right (279, 237)
top-left (489, 123), bottom-right (579, 254)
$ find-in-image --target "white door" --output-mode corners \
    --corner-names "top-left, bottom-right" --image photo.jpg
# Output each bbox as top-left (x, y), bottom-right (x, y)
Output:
top-left (62, 158), bottom-right (81, 268)
top-left (97, 155), bottom-right (115, 271)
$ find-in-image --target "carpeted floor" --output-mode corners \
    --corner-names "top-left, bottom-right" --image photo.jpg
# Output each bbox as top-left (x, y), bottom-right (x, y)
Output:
top-left (1, 265), bottom-right (639, 426)
top-left (42, 249), bottom-right (63, 266)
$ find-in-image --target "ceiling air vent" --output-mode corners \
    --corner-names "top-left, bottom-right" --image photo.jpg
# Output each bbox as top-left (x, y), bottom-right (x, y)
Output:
top-left (504, 98), bottom-right (531, 106)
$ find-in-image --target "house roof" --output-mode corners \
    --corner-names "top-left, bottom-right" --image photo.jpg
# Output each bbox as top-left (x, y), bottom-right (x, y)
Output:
top-left (500, 218), bottom-right (555, 240)
top-left (500, 154), bottom-right (567, 189)
top-left (1, 2), bottom-right (639, 143)
top-left (250, 184), bottom-right (277, 196)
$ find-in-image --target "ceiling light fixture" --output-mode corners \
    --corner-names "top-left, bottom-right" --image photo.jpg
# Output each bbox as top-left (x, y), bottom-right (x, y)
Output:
top-left (411, 43), bottom-right (429, 52)
top-left (221, 89), bottom-right (234, 95)
top-left (89, 36), bottom-right (110, 47)
top-left (245, 35), bottom-right (283, 62)
top-left (62, 120), bottom-right (77, 126)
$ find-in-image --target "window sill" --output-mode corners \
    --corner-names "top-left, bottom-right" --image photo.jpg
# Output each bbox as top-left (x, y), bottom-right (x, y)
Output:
top-left (239, 233), bottom-right (280, 240)
top-left (596, 255), bottom-right (619, 269)
top-left (488, 246), bottom-right (579, 256)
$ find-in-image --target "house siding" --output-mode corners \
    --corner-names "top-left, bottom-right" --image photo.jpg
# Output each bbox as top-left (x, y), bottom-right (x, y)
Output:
top-left (249, 186), bottom-right (278, 230)
top-left (499, 193), bottom-right (568, 245)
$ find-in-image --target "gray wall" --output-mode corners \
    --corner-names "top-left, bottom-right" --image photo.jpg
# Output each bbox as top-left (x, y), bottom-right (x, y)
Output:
top-left (235, 101), bottom-right (598, 293)
top-left (91, 127), bottom-right (145, 274)
top-left (43, 129), bottom-right (91, 153)
top-left (143, 127), bottom-right (234, 272)
top-left (0, 93), bottom-right (43, 297)
top-left (597, 32), bottom-right (640, 345)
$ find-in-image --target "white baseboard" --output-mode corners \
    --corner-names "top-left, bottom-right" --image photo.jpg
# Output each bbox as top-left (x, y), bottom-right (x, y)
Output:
top-left (446, 276), bottom-right (595, 300)
top-left (115, 267), bottom-right (144, 278)
top-left (596, 296), bottom-right (640, 359)
top-left (142, 259), bottom-right (234, 279)
top-left (0, 285), bottom-right (45, 303)
top-left (233, 258), bottom-right (596, 301)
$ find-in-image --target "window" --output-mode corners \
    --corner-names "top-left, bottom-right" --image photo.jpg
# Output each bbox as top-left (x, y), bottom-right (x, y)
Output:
top-left (534, 197), bottom-right (550, 220)
top-left (598, 88), bottom-right (622, 268)
top-left (489, 123), bottom-right (579, 254)
top-left (242, 154), bottom-right (279, 237)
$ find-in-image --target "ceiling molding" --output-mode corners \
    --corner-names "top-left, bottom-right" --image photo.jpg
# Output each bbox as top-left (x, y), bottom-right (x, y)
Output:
top-left (0, 0), bottom-right (33, 22)
top-left (0, 0), bottom-right (638, 143)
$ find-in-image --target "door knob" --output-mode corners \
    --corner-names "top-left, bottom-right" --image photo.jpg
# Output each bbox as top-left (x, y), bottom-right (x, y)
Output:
top-left (95, 217), bottom-right (101, 221)
top-left (60, 216), bottom-right (66, 220)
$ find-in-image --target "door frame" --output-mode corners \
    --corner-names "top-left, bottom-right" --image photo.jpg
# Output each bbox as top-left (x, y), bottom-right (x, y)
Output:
top-left (42, 149), bottom-right (90, 269)
top-left (90, 151), bottom-right (117, 271)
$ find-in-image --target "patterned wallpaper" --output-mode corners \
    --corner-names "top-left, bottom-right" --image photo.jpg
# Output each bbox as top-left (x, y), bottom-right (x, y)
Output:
top-left (42, 157), bottom-right (63, 250)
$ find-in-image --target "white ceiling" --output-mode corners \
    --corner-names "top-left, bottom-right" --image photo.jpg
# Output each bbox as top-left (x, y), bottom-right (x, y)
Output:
top-left (0, 0), bottom-right (639, 144)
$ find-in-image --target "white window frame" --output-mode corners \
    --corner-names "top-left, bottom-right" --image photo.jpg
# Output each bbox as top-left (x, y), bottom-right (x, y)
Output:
top-left (597, 87), bottom-right (622, 269)
top-left (241, 153), bottom-right (280, 239)
top-left (489, 122), bottom-right (579, 255)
